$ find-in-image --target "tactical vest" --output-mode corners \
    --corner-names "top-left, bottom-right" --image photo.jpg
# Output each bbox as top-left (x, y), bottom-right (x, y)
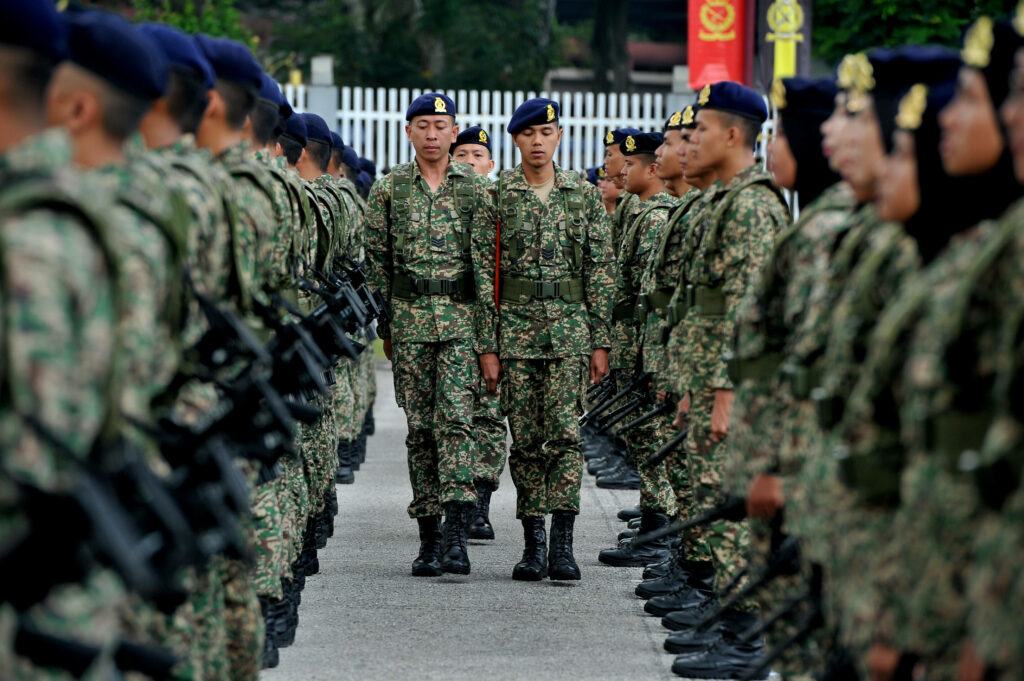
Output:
top-left (0, 178), bottom-right (124, 445)
top-left (227, 161), bottom-right (281, 311)
top-left (614, 197), bottom-right (674, 322)
top-left (264, 163), bottom-right (313, 279)
top-left (496, 169), bottom-right (587, 304)
top-left (387, 163), bottom-right (476, 301)
top-left (639, 189), bottom-right (705, 325)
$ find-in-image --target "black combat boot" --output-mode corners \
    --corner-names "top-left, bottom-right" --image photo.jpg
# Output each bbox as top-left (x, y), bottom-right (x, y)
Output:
top-left (355, 429), bottom-right (367, 466)
top-left (636, 555), bottom-right (709, 599)
top-left (300, 518), bottom-right (319, 576)
top-left (663, 608), bottom-right (758, 655)
top-left (411, 516), bottom-right (443, 577)
top-left (363, 406), bottom-right (375, 435)
top-left (598, 510), bottom-right (672, 567)
top-left (335, 440), bottom-right (355, 484)
top-left (259, 598), bottom-right (279, 669)
top-left (595, 459), bottom-right (642, 489)
top-left (548, 510), bottom-right (581, 580)
top-left (314, 510), bottom-right (329, 550)
top-left (617, 506), bottom-right (643, 521)
top-left (467, 481), bottom-right (495, 540)
top-left (275, 579), bottom-right (298, 648)
top-left (644, 560), bottom-right (716, 617)
top-left (512, 517), bottom-right (547, 581)
top-left (669, 614), bottom-right (765, 680)
top-left (440, 501), bottom-right (473, 574)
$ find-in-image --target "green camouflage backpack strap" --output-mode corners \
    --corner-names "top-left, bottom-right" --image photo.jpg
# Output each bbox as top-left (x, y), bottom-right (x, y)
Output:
top-left (653, 189), bottom-right (702, 272)
top-left (227, 160), bottom-right (280, 304)
top-left (388, 162), bottom-right (413, 265)
top-left (319, 179), bottom-right (348, 258)
top-left (498, 168), bottom-right (524, 261)
top-left (265, 163), bottom-right (313, 275)
top-left (452, 170), bottom-right (475, 263)
top-left (0, 178), bottom-right (124, 445)
top-left (561, 177), bottom-right (587, 273)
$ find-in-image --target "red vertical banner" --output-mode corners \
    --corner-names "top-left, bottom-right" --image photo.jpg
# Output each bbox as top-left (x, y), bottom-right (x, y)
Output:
top-left (688, 0), bottom-right (748, 88)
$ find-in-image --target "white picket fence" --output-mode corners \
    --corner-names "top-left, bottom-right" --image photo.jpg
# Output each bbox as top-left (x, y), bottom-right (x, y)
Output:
top-left (284, 85), bottom-right (668, 177)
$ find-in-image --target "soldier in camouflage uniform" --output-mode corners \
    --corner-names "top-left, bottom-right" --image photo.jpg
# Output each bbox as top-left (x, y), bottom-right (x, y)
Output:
top-left (451, 126), bottom-right (508, 541)
top-left (364, 93), bottom-right (498, 577)
top-left (496, 97), bottom-right (615, 582)
top-left (0, 3), bottom-right (126, 677)
top-left (603, 127), bottom-right (643, 249)
top-left (660, 82), bottom-right (788, 680)
top-left (597, 131), bottom-right (678, 568)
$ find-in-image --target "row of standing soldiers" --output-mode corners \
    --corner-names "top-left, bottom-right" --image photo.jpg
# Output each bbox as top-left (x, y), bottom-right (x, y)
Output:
top-left (0, 2), bottom-right (383, 679)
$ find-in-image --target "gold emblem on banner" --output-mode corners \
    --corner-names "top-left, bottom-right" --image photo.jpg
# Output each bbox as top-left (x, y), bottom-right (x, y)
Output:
top-left (699, 0), bottom-right (736, 41)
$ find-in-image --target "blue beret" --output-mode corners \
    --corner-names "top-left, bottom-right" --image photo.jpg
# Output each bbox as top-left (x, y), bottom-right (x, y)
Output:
top-left (406, 92), bottom-right (456, 120)
top-left (257, 72), bottom-right (293, 119)
top-left (620, 131), bottom-right (663, 155)
top-left (299, 113), bottom-right (331, 144)
top-left (342, 146), bottom-right (359, 169)
top-left (0, 0), bottom-right (66, 60)
top-left (356, 171), bottom-right (372, 191)
top-left (867, 46), bottom-right (960, 98)
top-left (64, 9), bottom-right (168, 100)
top-left (584, 166), bottom-right (600, 186)
top-left (358, 157), bottom-right (376, 176)
top-left (507, 97), bottom-right (560, 135)
top-left (138, 23), bottom-right (215, 91)
top-left (696, 81), bottom-right (767, 123)
top-left (453, 125), bottom-right (491, 152)
top-left (771, 77), bottom-right (837, 119)
top-left (961, 17), bottom-right (1023, 109)
top-left (603, 127), bottom-right (642, 146)
top-left (329, 131), bottom-right (344, 149)
top-left (280, 114), bottom-right (307, 147)
top-left (193, 34), bottom-right (262, 91)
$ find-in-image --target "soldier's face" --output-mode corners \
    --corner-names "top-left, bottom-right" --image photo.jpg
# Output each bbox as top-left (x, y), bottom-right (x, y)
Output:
top-left (940, 67), bottom-right (1004, 176)
top-left (766, 123), bottom-right (796, 191)
top-left (406, 115), bottom-right (457, 162)
top-left (452, 144), bottom-right (494, 176)
top-left (604, 144), bottom-right (627, 188)
top-left (838, 97), bottom-right (884, 200)
top-left (1001, 50), bottom-right (1024, 183)
top-left (513, 123), bottom-right (562, 169)
top-left (622, 155), bottom-right (654, 194)
top-left (598, 176), bottom-right (621, 204)
top-left (877, 130), bottom-right (920, 223)
top-left (657, 130), bottom-right (683, 180)
top-left (820, 92), bottom-right (848, 171)
top-left (688, 110), bottom-right (729, 177)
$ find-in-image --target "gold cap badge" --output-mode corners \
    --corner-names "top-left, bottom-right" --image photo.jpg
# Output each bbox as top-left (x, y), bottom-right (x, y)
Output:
top-left (963, 16), bottom-right (995, 68)
top-left (605, 130), bottom-right (615, 145)
top-left (1015, 0), bottom-right (1024, 36)
top-left (682, 106), bottom-right (695, 125)
top-left (624, 135), bottom-right (637, 152)
top-left (546, 104), bottom-right (556, 122)
top-left (896, 83), bottom-right (928, 131)
top-left (698, 84), bottom-right (712, 105)
top-left (770, 79), bottom-right (787, 109)
top-left (668, 110), bottom-right (682, 127)
top-left (434, 96), bottom-right (447, 113)
top-left (598, 167), bottom-right (606, 178)
top-left (837, 53), bottom-right (874, 113)
top-left (478, 130), bottom-right (488, 143)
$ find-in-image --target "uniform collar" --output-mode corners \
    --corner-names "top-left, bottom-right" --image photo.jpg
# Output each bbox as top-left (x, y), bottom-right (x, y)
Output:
top-left (0, 128), bottom-right (73, 180)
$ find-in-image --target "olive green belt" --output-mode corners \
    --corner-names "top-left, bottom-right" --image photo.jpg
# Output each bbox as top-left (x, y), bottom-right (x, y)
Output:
top-left (499, 276), bottom-right (584, 304)
top-left (392, 271), bottom-right (476, 302)
top-left (729, 352), bottom-right (783, 383)
top-left (637, 289), bottom-right (674, 323)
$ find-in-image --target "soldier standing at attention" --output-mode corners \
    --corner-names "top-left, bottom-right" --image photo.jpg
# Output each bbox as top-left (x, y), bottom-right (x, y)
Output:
top-left (597, 166), bottom-right (621, 214)
top-left (451, 124), bottom-right (508, 540)
top-left (496, 97), bottom-right (616, 581)
top-left (604, 127), bottom-right (643, 246)
top-left (364, 93), bottom-right (499, 577)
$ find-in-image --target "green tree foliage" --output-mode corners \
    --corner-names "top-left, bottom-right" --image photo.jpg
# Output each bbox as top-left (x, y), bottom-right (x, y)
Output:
top-left (813, 0), bottom-right (1018, 65)
top-left (131, 0), bottom-right (255, 48)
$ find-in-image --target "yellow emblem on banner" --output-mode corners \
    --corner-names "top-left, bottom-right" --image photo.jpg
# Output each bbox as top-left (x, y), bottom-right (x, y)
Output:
top-left (699, 0), bottom-right (736, 41)
top-left (896, 84), bottom-right (928, 131)
top-left (605, 130), bottom-right (615, 145)
top-left (770, 79), bottom-right (787, 109)
top-left (478, 130), bottom-right (488, 143)
top-left (546, 104), bottom-right (555, 122)
top-left (434, 96), bottom-right (447, 113)
top-left (669, 111), bottom-right (682, 127)
top-left (963, 16), bottom-right (994, 68)
top-left (766, 0), bottom-right (805, 79)
top-left (624, 135), bottom-right (637, 152)
top-left (682, 106), bottom-right (695, 125)
top-left (698, 84), bottom-right (712, 105)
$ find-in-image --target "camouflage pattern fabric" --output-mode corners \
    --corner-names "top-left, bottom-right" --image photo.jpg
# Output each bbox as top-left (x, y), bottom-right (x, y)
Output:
top-left (472, 371), bottom-right (508, 489)
top-left (610, 190), bottom-right (642, 252)
top-left (220, 558), bottom-right (262, 681)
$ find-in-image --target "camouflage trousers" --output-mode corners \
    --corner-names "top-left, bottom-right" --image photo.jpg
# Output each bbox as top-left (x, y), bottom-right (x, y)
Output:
top-left (618, 375), bottom-right (678, 517)
top-left (685, 385), bottom-right (751, 606)
top-left (251, 478), bottom-right (284, 600)
top-left (393, 338), bottom-right (478, 517)
top-left (363, 344), bottom-right (377, 410)
top-left (220, 557), bottom-right (262, 681)
top-left (334, 361), bottom-right (359, 444)
top-left (473, 369), bottom-right (508, 489)
top-left (277, 453), bottom-right (309, 577)
top-left (301, 392), bottom-right (338, 514)
top-left (502, 355), bottom-right (587, 518)
top-left (189, 563), bottom-right (229, 681)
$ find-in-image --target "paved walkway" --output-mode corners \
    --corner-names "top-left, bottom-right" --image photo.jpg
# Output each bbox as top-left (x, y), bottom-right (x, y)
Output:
top-left (262, 364), bottom-right (676, 681)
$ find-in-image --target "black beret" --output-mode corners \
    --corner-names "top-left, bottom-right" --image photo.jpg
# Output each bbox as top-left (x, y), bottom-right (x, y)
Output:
top-left (603, 127), bottom-right (642, 146)
top-left (406, 92), bottom-right (455, 121)
top-left (300, 112), bottom-right (331, 144)
top-left (962, 16), bottom-right (1024, 109)
top-left (696, 81), bottom-right (767, 123)
top-left (281, 114), bottom-right (307, 147)
top-left (0, 0), bottom-right (66, 60)
top-left (193, 34), bottom-right (262, 91)
top-left (138, 23), bottom-right (214, 90)
top-left (358, 157), bottom-right (376, 176)
top-left (620, 131), bottom-right (663, 155)
top-left (356, 170), bottom-right (372, 191)
top-left (507, 97), bottom-right (560, 135)
top-left (771, 77), bottom-right (837, 119)
top-left (453, 125), bottom-right (491, 152)
top-left (64, 9), bottom-right (168, 100)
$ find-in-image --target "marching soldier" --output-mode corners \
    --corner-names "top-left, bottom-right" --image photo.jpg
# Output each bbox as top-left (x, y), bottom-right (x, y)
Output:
top-left (496, 97), bottom-right (616, 581)
top-left (364, 92), bottom-right (499, 577)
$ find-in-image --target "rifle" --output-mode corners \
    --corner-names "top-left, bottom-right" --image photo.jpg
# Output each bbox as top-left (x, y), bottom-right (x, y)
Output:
top-left (646, 416), bottom-right (688, 467)
top-left (579, 370), bottom-right (651, 428)
top-left (631, 495), bottom-right (747, 547)
top-left (613, 397), bottom-right (675, 437)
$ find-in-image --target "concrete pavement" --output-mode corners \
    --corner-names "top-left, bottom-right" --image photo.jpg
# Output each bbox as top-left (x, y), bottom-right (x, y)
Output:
top-left (261, 363), bottom-right (677, 681)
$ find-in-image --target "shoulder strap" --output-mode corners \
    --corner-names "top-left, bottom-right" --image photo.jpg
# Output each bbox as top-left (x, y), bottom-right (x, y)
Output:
top-left (452, 173), bottom-right (475, 262)
top-left (654, 190), bottom-right (703, 271)
top-left (389, 164), bottom-right (413, 265)
top-left (562, 180), bottom-right (587, 271)
top-left (498, 169), bottom-right (523, 260)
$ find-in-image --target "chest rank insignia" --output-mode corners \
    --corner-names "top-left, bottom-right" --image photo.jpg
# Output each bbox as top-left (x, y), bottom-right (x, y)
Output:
top-left (624, 135), bottom-right (637, 152)
top-left (434, 96), bottom-right (447, 113)
top-left (698, 83), bottom-right (712, 105)
top-left (896, 84), bottom-right (928, 131)
top-left (668, 110), bottom-right (682, 127)
top-left (682, 106), bottom-right (695, 125)
top-left (546, 104), bottom-right (556, 122)
top-left (479, 130), bottom-right (488, 143)
top-left (962, 16), bottom-right (994, 68)
top-left (605, 130), bottom-right (615, 145)
top-left (770, 79), bottom-right (787, 109)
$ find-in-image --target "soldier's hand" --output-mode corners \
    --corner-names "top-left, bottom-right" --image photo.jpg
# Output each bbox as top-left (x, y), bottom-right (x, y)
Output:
top-left (957, 640), bottom-right (985, 681)
top-left (747, 474), bottom-right (784, 519)
top-left (710, 389), bottom-right (734, 442)
top-left (382, 338), bottom-right (393, 361)
top-left (589, 349), bottom-right (609, 384)
top-left (673, 393), bottom-right (690, 428)
top-left (866, 643), bottom-right (902, 681)
top-left (479, 353), bottom-right (501, 394)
